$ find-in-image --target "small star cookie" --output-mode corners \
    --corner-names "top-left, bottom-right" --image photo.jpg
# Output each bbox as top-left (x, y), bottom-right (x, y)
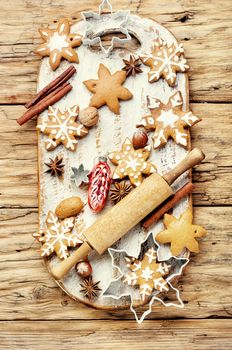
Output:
top-left (138, 91), bottom-right (201, 149)
top-left (37, 105), bottom-right (88, 151)
top-left (140, 37), bottom-right (189, 86)
top-left (123, 248), bottom-right (170, 301)
top-left (108, 138), bottom-right (156, 187)
top-left (35, 18), bottom-right (82, 70)
top-left (83, 64), bottom-right (133, 114)
top-left (156, 209), bottom-right (207, 256)
top-left (33, 211), bottom-right (83, 260)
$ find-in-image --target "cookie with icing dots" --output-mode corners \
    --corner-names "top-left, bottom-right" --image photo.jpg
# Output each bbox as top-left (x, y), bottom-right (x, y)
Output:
top-left (37, 105), bottom-right (88, 151)
top-left (123, 247), bottom-right (170, 301)
top-left (108, 138), bottom-right (156, 187)
top-left (35, 18), bottom-right (82, 70)
top-left (83, 64), bottom-right (133, 114)
top-left (138, 91), bottom-right (201, 149)
top-left (140, 37), bottom-right (189, 86)
top-left (156, 209), bottom-right (207, 256)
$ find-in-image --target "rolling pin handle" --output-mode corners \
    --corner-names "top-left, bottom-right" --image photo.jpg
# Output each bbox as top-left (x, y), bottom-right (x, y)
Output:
top-left (163, 148), bottom-right (205, 185)
top-left (51, 241), bottom-right (92, 280)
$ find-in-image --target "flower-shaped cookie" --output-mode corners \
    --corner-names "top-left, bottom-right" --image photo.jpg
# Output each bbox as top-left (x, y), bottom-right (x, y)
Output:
top-left (156, 209), bottom-right (207, 256)
top-left (35, 18), bottom-right (82, 70)
top-left (83, 64), bottom-right (133, 114)
top-left (108, 138), bottom-right (156, 186)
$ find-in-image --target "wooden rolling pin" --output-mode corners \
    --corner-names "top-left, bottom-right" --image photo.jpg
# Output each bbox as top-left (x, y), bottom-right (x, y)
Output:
top-left (51, 148), bottom-right (204, 280)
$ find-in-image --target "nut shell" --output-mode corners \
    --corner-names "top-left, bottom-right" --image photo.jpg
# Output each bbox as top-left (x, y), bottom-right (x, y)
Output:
top-left (75, 261), bottom-right (92, 278)
top-left (132, 128), bottom-right (148, 149)
top-left (55, 196), bottom-right (84, 219)
top-left (79, 107), bottom-right (99, 127)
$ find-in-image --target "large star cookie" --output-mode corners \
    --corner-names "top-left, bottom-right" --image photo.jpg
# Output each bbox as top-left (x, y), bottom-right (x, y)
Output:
top-left (83, 64), bottom-right (133, 114)
top-left (156, 209), bottom-right (207, 256)
top-left (37, 105), bottom-right (88, 151)
top-left (140, 37), bottom-right (189, 86)
top-left (33, 211), bottom-right (83, 260)
top-left (123, 247), bottom-right (170, 301)
top-left (35, 18), bottom-right (82, 70)
top-left (138, 91), bottom-right (201, 149)
top-left (108, 138), bottom-right (156, 187)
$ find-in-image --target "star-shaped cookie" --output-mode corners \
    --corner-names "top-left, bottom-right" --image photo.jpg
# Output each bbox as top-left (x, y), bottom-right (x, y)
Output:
top-left (156, 209), bottom-right (207, 256)
top-left (83, 64), bottom-right (133, 114)
top-left (37, 105), bottom-right (88, 151)
top-left (138, 91), bottom-right (201, 149)
top-left (123, 247), bottom-right (170, 301)
top-left (35, 18), bottom-right (82, 70)
top-left (108, 138), bottom-right (156, 186)
top-left (140, 37), bottom-right (189, 86)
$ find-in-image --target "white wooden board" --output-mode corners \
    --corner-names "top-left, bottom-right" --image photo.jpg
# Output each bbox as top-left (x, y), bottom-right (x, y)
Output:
top-left (37, 13), bottom-right (190, 310)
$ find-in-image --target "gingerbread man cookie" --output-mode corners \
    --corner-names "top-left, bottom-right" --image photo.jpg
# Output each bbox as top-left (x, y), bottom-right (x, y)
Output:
top-left (108, 138), bottom-right (156, 187)
top-left (138, 91), bottom-right (201, 149)
top-left (140, 37), bottom-right (189, 86)
top-left (37, 105), bottom-right (88, 151)
top-left (33, 211), bottom-right (83, 260)
top-left (123, 248), bottom-right (170, 301)
top-left (156, 209), bottom-right (207, 256)
top-left (83, 64), bottom-right (133, 114)
top-left (35, 18), bottom-right (82, 70)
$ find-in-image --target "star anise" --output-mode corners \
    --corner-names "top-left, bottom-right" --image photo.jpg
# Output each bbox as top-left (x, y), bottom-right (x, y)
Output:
top-left (122, 55), bottom-right (143, 77)
top-left (44, 156), bottom-right (64, 177)
top-left (80, 276), bottom-right (101, 302)
top-left (110, 180), bottom-right (133, 204)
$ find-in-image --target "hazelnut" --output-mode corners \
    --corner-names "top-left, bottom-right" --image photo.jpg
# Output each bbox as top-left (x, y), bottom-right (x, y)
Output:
top-left (75, 260), bottom-right (92, 278)
top-left (79, 107), bottom-right (99, 128)
top-left (132, 128), bottom-right (148, 149)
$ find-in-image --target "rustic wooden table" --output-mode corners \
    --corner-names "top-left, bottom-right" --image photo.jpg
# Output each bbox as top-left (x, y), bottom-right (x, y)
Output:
top-left (0, 0), bottom-right (231, 349)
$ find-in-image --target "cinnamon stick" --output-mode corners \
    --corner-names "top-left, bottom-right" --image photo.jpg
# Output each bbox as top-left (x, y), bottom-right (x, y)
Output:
top-left (25, 65), bottom-right (76, 109)
top-left (17, 83), bottom-right (72, 126)
top-left (142, 182), bottom-right (194, 229)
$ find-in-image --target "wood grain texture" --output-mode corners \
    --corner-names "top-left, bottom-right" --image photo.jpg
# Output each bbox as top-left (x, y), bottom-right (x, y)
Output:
top-left (0, 0), bottom-right (231, 348)
top-left (0, 0), bottom-right (231, 103)
top-left (0, 207), bottom-right (231, 320)
top-left (0, 320), bottom-right (232, 350)
top-left (0, 103), bottom-right (231, 208)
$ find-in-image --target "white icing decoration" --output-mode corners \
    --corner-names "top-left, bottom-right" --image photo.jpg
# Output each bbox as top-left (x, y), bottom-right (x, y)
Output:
top-left (47, 32), bottom-right (69, 52)
top-left (141, 40), bottom-right (189, 85)
top-left (156, 110), bottom-right (179, 128)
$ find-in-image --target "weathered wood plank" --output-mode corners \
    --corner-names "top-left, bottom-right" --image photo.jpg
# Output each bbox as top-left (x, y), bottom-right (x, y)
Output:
top-left (0, 207), bottom-right (231, 320)
top-left (0, 0), bottom-right (231, 103)
top-left (0, 320), bottom-right (231, 350)
top-left (0, 103), bottom-right (231, 208)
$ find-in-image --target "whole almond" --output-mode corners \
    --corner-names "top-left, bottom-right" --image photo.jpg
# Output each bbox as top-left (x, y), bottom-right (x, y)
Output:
top-left (55, 196), bottom-right (84, 219)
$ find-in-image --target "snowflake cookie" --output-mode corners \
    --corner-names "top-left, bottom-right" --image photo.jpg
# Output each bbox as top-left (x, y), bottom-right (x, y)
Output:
top-left (140, 37), bottom-right (189, 86)
top-left (156, 209), bottom-right (207, 256)
top-left (138, 91), bottom-right (201, 149)
top-left (123, 248), bottom-right (170, 301)
top-left (37, 105), bottom-right (88, 151)
top-left (35, 18), bottom-right (82, 70)
top-left (33, 211), bottom-right (83, 260)
top-left (108, 138), bottom-right (156, 187)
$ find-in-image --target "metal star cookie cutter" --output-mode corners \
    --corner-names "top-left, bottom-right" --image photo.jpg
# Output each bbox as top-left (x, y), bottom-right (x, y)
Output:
top-left (81, 0), bottom-right (132, 56)
top-left (103, 232), bottom-right (189, 324)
